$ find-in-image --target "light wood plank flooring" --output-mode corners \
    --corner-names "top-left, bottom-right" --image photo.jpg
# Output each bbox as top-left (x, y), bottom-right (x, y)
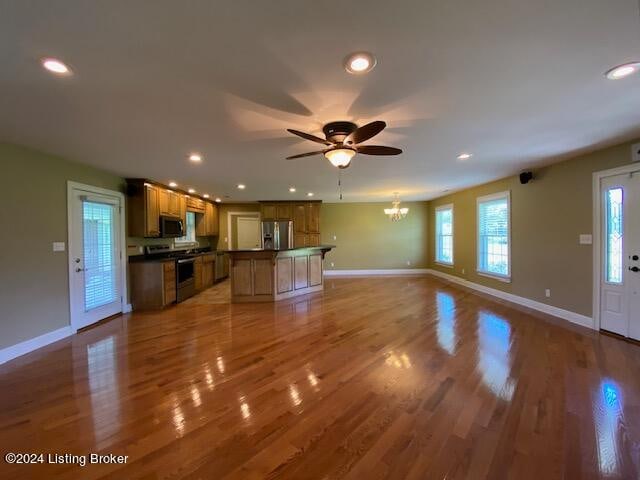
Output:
top-left (1, 276), bottom-right (639, 479)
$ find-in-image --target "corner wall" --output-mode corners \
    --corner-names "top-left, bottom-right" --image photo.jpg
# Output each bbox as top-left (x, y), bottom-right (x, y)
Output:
top-left (427, 139), bottom-right (638, 317)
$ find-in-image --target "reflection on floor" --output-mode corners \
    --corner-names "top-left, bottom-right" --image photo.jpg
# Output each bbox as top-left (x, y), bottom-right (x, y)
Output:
top-left (1, 275), bottom-right (639, 479)
top-left (182, 279), bottom-right (231, 305)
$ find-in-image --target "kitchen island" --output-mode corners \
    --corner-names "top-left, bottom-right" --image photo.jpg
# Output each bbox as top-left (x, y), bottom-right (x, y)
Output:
top-left (225, 245), bottom-right (333, 303)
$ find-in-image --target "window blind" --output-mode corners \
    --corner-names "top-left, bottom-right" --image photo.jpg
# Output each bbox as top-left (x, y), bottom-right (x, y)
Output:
top-left (477, 194), bottom-right (509, 277)
top-left (175, 211), bottom-right (196, 244)
top-left (83, 201), bottom-right (118, 311)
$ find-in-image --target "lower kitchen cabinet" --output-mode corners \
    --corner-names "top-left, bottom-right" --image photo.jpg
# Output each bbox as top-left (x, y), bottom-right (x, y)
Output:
top-left (202, 253), bottom-right (215, 288)
top-left (194, 256), bottom-right (203, 291)
top-left (130, 260), bottom-right (176, 310)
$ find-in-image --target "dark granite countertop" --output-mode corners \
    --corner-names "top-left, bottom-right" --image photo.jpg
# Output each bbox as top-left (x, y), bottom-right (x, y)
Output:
top-left (128, 247), bottom-right (220, 263)
top-left (224, 245), bottom-right (335, 254)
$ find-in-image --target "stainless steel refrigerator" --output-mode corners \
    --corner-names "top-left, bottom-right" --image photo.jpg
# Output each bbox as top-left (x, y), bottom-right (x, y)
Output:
top-left (261, 221), bottom-right (293, 249)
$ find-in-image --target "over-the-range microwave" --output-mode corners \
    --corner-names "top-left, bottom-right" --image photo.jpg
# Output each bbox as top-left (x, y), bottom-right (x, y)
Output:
top-left (160, 215), bottom-right (184, 238)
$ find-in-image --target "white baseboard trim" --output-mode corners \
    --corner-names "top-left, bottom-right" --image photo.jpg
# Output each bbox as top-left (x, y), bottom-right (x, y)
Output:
top-left (0, 325), bottom-right (75, 365)
top-left (324, 268), bottom-right (430, 277)
top-left (426, 269), bottom-right (594, 330)
top-left (123, 303), bottom-right (133, 313)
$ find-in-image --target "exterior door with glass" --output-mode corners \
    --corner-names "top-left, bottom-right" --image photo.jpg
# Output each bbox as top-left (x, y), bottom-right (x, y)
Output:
top-left (69, 185), bottom-right (124, 330)
top-left (600, 171), bottom-right (640, 340)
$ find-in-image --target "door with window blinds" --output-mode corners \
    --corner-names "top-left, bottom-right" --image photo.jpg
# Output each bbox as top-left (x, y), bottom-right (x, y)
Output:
top-left (70, 188), bottom-right (123, 330)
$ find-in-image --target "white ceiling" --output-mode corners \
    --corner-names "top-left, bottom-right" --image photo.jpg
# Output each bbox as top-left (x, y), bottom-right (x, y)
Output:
top-left (1, 0), bottom-right (639, 202)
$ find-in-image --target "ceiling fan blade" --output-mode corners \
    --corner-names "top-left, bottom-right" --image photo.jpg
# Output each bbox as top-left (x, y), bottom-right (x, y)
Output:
top-left (287, 129), bottom-right (332, 145)
top-left (286, 150), bottom-right (326, 160)
top-left (357, 145), bottom-right (403, 156)
top-left (345, 121), bottom-right (386, 145)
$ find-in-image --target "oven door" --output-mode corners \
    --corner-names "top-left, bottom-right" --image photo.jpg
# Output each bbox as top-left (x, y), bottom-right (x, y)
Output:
top-left (176, 258), bottom-right (196, 302)
top-left (160, 216), bottom-right (184, 238)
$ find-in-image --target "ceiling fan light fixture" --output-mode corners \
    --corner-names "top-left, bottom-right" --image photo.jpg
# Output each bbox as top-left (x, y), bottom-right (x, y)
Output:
top-left (325, 148), bottom-right (356, 168)
top-left (605, 62), bottom-right (640, 80)
top-left (344, 52), bottom-right (377, 74)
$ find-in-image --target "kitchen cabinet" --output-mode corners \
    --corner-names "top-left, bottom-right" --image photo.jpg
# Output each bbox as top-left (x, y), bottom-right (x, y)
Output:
top-left (159, 188), bottom-right (181, 217)
top-left (202, 253), bottom-right (215, 288)
top-left (261, 204), bottom-right (277, 221)
top-left (277, 204), bottom-right (292, 220)
top-left (194, 256), bottom-right (203, 291)
top-left (196, 202), bottom-right (218, 237)
top-left (293, 204), bottom-right (306, 233)
top-left (307, 233), bottom-right (320, 246)
top-left (306, 203), bottom-right (320, 233)
top-left (128, 181), bottom-right (161, 238)
top-left (187, 196), bottom-right (206, 213)
top-left (130, 260), bottom-right (176, 310)
top-left (294, 233), bottom-right (307, 248)
top-left (178, 194), bottom-right (187, 225)
top-left (145, 185), bottom-right (160, 237)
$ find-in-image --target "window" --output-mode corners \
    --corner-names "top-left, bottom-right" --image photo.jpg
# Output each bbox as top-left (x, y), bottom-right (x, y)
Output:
top-left (435, 204), bottom-right (454, 265)
top-left (477, 191), bottom-right (510, 280)
top-left (175, 211), bottom-right (196, 245)
top-left (605, 187), bottom-right (623, 284)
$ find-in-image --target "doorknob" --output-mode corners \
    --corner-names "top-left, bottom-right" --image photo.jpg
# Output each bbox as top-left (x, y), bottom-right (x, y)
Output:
top-left (632, 255), bottom-right (639, 261)
top-left (75, 258), bottom-right (81, 263)
top-left (630, 266), bottom-right (640, 273)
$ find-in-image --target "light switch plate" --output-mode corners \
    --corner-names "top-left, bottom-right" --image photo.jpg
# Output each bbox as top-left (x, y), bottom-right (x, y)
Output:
top-left (579, 234), bottom-right (592, 245)
top-left (52, 241), bottom-right (66, 252)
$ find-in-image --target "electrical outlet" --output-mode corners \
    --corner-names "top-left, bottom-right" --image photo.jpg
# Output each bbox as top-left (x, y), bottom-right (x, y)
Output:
top-left (406, 260), bottom-right (411, 266)
top-left (330, 262), bottom-right (335, 267)
top-left (461, 268), bottom-right (466, 274)
top-left (545, 289), bottom-right (551, 298)
top-left (332, 235), bottom-right (337, 241)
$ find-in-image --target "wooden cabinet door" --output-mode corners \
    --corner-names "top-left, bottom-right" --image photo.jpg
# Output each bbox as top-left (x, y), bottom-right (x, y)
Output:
top-left (163, 261), bottom-right (176, 305)
top-left (307, 233), bottom-right (320, 246)
top-left (294, 233), bottom-right (307, 248)
top-left (306, 203), bottom-right (320, 233)
top-left (210, 204), bottom-right (219, 235)
top-left (194, 257), bottom-right (203, 291)
top-left (261, 204), bottom-right (277, 220)
top-left (293, 204), bottom-right (306, 233)
top-left (145, 184), bottom-right (160, 237)
top-left (158, 188), bottom-right (171, 216)
top-left (277, 204), bottom-right (292, 220)
top-left (178, 194), bottom-right (187, 225)
top-left (168, 191), bottom-right (180, 216)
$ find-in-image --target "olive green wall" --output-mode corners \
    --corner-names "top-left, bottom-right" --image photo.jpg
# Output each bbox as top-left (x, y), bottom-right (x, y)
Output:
top-left (0, 143), bottom-right (125, 350)
top-left (428, 139), bottom-right (638, 317)
top-left (215, 203), bottom-right (261, 250)
top-left (321, 202), bottom-right (429, 270)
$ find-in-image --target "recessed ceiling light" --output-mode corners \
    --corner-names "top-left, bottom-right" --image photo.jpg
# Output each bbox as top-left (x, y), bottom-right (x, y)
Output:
top-left (237, 184), bottom-right (246, 190)
top-left (188, 188), bottom-right (196, 194)
top-left (41, 57), bottom-right (71, 75)
top-left (307, 192), bottom-right (314, 197)
top-left (168, 181), bottom-right (178, 188)
top-left (289, 187), bottom-right (296, 193)
top-left (457, 153), bottom-right (473, 160)
top-left (344, 52), bottom-right (377, 74)
top-left (203, 194), bottom-right (210, 198)
top-left (215, 197), bottom-right (222, 203)
top-left (605, 62), bottom-right (640, 80)
top-left (189, 153), bottom-right (202, 162)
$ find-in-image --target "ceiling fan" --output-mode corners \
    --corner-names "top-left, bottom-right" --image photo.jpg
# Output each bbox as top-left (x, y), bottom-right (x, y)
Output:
top-left (286, 121), bottom-right (402, 169)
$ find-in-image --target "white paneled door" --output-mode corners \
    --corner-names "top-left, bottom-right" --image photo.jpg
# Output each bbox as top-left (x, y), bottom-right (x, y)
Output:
top-left (69, 184), bottom-right (124, 330)
top-left (600, 171), bottom-right (640, 340)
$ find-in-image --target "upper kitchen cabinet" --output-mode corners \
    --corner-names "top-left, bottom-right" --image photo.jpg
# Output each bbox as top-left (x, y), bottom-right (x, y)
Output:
top-left (196, 201), bottom-right (218, 236)
top-left (261, 204), bottom-right (277, 221)
top-left (127, 180), bottom-right (160, 237)
top-left (186, 196), bottom-right (206, 213)
top-left (306, 203), bottom-right (320, 233)
top-left (277, 204), bottom-right (292, 220)
top-left (159, 188), bottom-right (181, 217)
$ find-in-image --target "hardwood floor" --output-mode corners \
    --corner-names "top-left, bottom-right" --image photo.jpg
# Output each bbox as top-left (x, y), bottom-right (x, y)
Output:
top-left (1, 275), bottom-right (639, 479)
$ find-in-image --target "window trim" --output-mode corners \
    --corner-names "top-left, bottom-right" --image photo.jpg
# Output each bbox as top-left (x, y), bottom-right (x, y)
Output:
top-left (476, 190), bottom-right (511, 282)
top-left (174, 211), bottom-right (197, 246)
top-left (435, 203), bottom-right (454, 266)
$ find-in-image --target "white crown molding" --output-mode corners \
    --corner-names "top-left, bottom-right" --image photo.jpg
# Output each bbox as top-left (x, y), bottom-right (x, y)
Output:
top-left (324, 269), bottom-right (430, 277)
top-left (426, 269), bottom-right (594, 330)
top-left (0, 325), bottom-right (75, 365)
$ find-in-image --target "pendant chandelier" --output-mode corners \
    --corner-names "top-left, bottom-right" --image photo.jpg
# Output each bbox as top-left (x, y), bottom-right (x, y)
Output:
top-left (384, 193), bottom-right (409, 221)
